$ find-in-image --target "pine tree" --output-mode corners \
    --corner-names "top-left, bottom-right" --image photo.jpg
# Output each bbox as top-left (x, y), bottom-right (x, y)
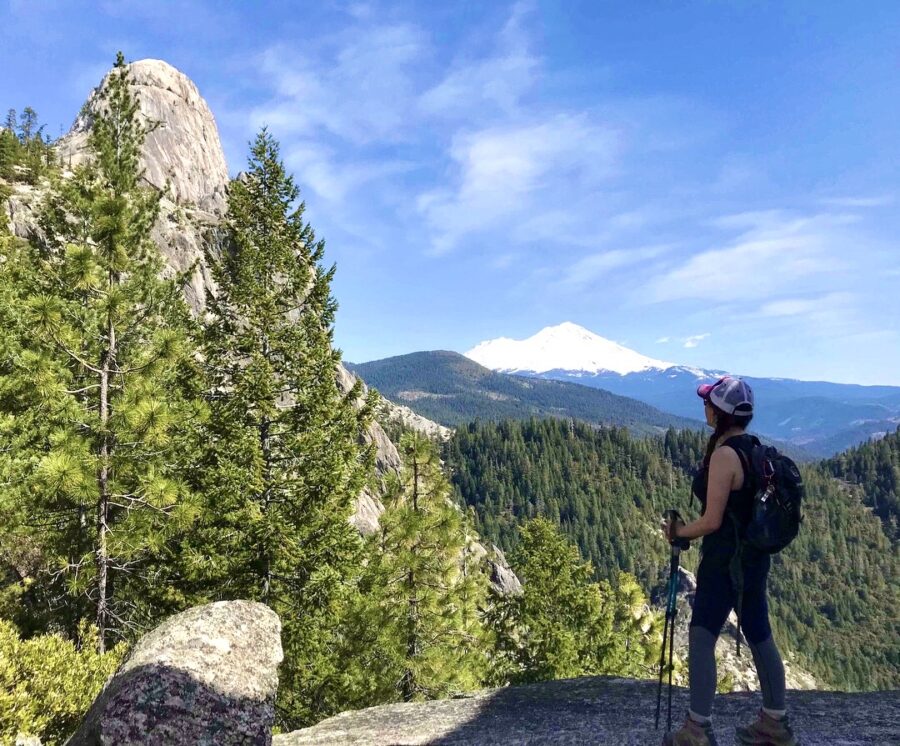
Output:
top-left (17, 108), bottom-right (38, 143)
top-left (345, 432), bottom-right (489, 706)
top-left (486, 517), bottom-right (658, 685)
top-left (188, 129), bottom-right (376, 728)
top-left (0, 128), bottom-right (18, 178)
top-left (0, 53), bottom-right (203, 650)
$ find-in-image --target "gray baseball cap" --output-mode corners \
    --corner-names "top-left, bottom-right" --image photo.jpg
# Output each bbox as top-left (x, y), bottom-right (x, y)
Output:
top-left (697, 376), bottom-right (754, 415)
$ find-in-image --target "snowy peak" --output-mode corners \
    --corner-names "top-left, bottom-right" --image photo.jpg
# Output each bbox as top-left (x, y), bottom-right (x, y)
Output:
top-left (464, 322), bottom-right (676, 376)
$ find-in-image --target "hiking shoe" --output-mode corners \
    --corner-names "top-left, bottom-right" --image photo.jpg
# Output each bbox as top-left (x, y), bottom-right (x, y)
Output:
top-left (735, 709), bottom-right (799, 745)
top-left (662, 713), bottom-right (719, 746)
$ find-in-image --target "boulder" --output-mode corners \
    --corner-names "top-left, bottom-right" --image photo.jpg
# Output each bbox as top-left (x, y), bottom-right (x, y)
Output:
top-left (67, 601), bottom-right (282, 746)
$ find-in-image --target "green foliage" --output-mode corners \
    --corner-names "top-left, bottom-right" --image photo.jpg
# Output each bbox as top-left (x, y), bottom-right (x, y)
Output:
top-left (372, 393), bottom-right (419, 444)
top-left (0, 54), bottom-right (204, 649)
top-left (0, 619), bottom-right (123, 745)
top-left (823, 425), bottom-right (900, 539)
top-left (341, 433), bottom-right (490, 707)
top-left (716, 670), bottom-right (735, 694)
top-left (0, 183), bottom-right (10, 233)
top-left (0, 107), bottom-right (56, 184)
top-left (173, 129), bottom-right (376, 729)
top-left (486, 518), bottom-right (659, 685)
top-left (446, 418), bottom-right (900, 691)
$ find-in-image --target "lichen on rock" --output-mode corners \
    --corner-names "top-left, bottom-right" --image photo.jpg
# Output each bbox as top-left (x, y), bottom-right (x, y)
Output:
top-left (66, 601), bottom-right (282, 746)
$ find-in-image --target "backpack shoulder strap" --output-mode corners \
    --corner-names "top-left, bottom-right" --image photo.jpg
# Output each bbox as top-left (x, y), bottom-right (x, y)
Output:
top-left (722, 435), bottom-right (754, 482)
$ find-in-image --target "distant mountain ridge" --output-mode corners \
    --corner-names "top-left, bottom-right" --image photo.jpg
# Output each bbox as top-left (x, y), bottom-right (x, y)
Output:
top-left (465, 323), bottom-right (900, 457)
top-left (347, 351), bottom-right (703, 436)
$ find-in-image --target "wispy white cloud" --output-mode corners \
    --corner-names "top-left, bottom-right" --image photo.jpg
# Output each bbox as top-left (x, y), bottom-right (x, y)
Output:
top-left (820, 195), bottom-right (893, 208)
top-left (558, 244), bottom-right (671, 289)
top-left (251, 23), bottom-right (424, 145)
top-left (418, 114), bottom-right (620, 254)
top-left (284, 142), bottom-right (415, 202)
top-left (683, 333), bottom-right (710, 348)
top-left (491, 253), bottom-right (516, 270)
top-left (641, 212), bottom-right (854, 304)
top-left (757, 292), bottom-right (854, 318)
top-left (419, 0), bottom-right (538, 120)
top-left (656, 336), bottom-right (670, 343)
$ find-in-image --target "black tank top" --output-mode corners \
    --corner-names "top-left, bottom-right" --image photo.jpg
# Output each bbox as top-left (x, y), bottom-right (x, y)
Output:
top-left (691, 433), bottom-right (758, 557)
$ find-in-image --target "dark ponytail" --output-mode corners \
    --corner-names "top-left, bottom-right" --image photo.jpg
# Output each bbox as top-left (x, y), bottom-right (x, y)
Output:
top-left (703, 404), bottom-right (753, 467)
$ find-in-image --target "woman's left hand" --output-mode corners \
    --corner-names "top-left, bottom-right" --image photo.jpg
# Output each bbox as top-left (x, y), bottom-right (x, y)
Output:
top-left (660, 516), bottom-right (685, 544)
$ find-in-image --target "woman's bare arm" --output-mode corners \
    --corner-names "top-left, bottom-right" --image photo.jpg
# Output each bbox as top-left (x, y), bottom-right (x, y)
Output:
top-left (671, 447), bottom-right (739, 540)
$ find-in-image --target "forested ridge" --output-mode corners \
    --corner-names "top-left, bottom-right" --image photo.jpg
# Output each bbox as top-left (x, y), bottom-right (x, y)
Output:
top-left (823, 426), bottom-right (900, 540)
top-left (445, 418), bottom-right (900, 692)
top-left (0, 106), bottom-right (56, 187)
top-left (348, 351), bottom-right (702, 435)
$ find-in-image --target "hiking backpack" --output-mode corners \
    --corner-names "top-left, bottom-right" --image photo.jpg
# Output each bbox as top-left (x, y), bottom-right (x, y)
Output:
top-left (734, 437), bottom-right (805, 554)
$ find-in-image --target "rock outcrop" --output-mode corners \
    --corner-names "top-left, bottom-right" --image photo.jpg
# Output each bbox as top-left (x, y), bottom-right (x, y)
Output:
top-left (59, 600), bottom-right (891, 745)
top-left (337, 364), bottom-right (522, 595)
top-left (67, 600), bottom-right (282, 746)
top-left (376, 398), bottom-right (453, 440)
top-left (6, 61), bottom-right (222, 312)
top-left (274, 676), bottom-right (899, 745)
top-left (57, 59), bottom-right (228, 212)
top-left (487, 544), bottom-right (523, 596)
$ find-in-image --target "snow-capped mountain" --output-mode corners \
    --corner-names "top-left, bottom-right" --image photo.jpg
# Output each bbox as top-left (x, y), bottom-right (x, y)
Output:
top-left (465, 322), bottom-right (681, 376)
top-left (462, 322), bottom-right (900, 456)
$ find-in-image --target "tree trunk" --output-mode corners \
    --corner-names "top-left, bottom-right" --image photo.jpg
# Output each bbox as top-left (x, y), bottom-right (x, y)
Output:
top-left (96, 317), bottom-right (115, 653)
top-left (260, 414), bottom-right (272, 603)
top-left (403, 568), bottom-right (418, 702)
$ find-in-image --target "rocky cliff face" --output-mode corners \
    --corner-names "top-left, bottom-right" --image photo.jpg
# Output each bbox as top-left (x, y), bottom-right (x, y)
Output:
top-left (19, 59), bottom-right (229, 313)
top-left (57, 59), bottom-right (229, 212)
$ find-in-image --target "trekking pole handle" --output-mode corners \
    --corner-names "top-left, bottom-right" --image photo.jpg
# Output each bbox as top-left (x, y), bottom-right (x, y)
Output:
top-left (664, 509), bottom-right (690, 551)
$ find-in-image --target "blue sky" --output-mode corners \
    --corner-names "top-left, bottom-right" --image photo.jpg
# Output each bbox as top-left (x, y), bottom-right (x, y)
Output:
top-left (2, 1), bottom-right (899, 385)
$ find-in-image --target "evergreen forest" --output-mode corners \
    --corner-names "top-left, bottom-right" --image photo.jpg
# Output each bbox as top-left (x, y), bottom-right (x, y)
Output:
top-left (823, 426), bottom-right (900, 540)
top-left (0, 106), bottom-right (56, 186)
top-left (445, 418), bottom-right (900, 691)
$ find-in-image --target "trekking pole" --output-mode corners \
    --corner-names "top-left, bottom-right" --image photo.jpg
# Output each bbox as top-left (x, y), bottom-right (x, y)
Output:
top-left (667, 545), bottom-right (678, 733)
top-left (656, 509), bottom-right (690, 732)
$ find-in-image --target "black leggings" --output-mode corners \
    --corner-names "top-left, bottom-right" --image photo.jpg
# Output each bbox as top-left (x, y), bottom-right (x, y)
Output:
top-left (688, 551), bottom-right (786, 717)
top-left (691, 550), bottom-right (772, 644)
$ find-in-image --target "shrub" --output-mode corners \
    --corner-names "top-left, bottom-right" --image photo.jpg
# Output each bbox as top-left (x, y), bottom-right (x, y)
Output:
top-left (0, 619), bottom-right (124, 745)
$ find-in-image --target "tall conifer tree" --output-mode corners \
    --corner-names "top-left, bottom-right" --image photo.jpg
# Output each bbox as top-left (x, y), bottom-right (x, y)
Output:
top-left (347, 432), bottom-right (488, 707)
top-left (486, 517), bottom-right (658, 685)
top-left (193, 129), bottom-right (376, 728)
top-left (0, 53), bottom-right (203, 650)
top-left (347, 432), bottom-right (489, 705)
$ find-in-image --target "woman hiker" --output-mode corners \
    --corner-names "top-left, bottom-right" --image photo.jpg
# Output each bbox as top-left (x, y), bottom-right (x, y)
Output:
top-left (661, 376), bottom-right (799, 746)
